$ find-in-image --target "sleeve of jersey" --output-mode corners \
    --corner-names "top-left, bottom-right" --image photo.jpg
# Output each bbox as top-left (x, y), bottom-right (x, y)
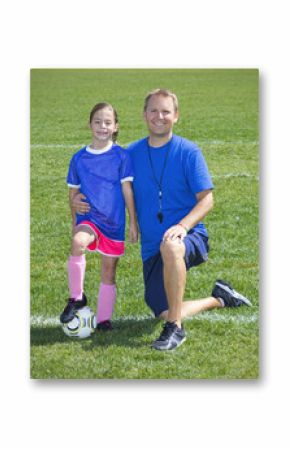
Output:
top-left (120, 150), bottom-right (134, 183)
top-left (67, 155), bottom-right (81, 188)
top-left (186, 148), bottom-right (214, 194)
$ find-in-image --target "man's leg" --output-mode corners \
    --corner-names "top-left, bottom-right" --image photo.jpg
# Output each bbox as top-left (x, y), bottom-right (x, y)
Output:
top-left (159, 285), bottom-right (252, 322)
top-left (159, 296), bottom-right (222, 321)
top-left (160, 238), bottom-right (186, 327)
top-left (150, 239), bottom-right (187, 351)
top-left (159, 231), bottom-right (221, 322)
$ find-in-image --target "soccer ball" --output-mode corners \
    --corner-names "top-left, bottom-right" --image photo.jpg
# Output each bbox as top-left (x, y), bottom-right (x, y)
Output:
top-left (62, 306), bottom-right (97, 339)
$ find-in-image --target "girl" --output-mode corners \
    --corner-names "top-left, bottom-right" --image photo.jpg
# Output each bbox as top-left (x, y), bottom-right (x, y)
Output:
top-left (60, 102), bottom-right (138, 330)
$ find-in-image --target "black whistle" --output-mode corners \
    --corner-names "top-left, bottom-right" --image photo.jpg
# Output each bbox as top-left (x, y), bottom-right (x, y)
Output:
top-left (157, 212), bottom-right (163, 223)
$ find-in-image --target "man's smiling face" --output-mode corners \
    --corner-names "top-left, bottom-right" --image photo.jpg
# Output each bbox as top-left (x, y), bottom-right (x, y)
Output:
top-left (143, 94), bottom-right (179, 139)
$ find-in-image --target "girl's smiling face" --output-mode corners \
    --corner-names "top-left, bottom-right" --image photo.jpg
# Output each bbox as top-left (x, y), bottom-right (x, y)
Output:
top-left (90, 106), bottom-right (119, 148)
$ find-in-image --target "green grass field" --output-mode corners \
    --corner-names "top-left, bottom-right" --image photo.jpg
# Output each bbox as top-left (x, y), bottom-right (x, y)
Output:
top-left (30, 69), bottom-right (259, 379)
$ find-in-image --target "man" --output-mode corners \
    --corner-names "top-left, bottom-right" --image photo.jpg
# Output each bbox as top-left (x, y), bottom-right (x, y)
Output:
top-left (73, 89), bottom-right (252, 351)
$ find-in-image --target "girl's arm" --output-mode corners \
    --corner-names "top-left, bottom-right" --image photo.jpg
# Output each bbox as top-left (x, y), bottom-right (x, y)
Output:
top-left (121, 181), bottom-right (138, 243)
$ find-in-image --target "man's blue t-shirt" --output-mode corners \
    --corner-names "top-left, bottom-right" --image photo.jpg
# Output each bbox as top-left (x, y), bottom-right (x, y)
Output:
top-left (67, 144), bottom-right (133, 241)
top-left (128, 135), bottom-right (213, 261)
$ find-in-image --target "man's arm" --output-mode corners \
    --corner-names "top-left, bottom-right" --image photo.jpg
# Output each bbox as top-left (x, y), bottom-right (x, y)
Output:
top-left (68, 188), bottom-right (81, 227)
top-left (70, 192), bottom-right (90, 215)
top-left (163, 189), bottom-right (214, 241)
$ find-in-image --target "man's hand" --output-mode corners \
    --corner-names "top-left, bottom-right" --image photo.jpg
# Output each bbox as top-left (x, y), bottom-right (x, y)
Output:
top-left (162, 190), bottom-right (213, 242)
top-left (162, 224), bottom-right (187, 242)
top-left (71, 193), bottom-right (90, 215)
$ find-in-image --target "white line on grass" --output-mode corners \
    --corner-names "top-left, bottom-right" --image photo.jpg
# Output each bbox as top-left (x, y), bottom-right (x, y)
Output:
top-left (212, 173), bottom-right (259, 180)
top-left (31, 144), bottom-right (258, 180)
top-left (31, 312), bottom-right (258, 327)
top-left (30, 140), bottom-right (258, 149)
top-left (198, 140), bottom-right (258, 145)
top-left (31, 144), bottom-right (86, 149)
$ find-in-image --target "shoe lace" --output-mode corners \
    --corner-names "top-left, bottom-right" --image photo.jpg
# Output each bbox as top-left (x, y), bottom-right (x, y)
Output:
top-left (63, 298), bottom-right (76, 312)
top-left (102, 320), bottom-right (111, 327)
top-left (97, 320), bottom-right (112, 328)
top-left (158, 321), bottom-right (176, 341)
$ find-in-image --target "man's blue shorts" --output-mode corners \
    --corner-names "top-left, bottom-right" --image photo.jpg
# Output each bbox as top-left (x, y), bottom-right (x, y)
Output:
top-left (142, 231), bottom-right (209, 317)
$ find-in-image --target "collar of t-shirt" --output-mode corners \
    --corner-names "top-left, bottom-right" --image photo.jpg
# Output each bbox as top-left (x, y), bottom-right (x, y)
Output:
top-left (86, 143), bottom-right (113, 155)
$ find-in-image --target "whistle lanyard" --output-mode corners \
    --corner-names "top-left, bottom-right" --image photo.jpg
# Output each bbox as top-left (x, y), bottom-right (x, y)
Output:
top-left (147, 139), bottom-right (171, 223)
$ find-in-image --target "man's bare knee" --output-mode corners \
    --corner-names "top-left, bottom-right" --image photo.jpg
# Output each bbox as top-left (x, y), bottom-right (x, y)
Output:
top-left (160, 239), bottom-right (185, 262)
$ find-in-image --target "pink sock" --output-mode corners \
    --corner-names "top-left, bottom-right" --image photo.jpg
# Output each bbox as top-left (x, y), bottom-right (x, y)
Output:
top-left (97, 283), bottom-right (116, 323)
top-left (67, 255), bottom-right (86, 300)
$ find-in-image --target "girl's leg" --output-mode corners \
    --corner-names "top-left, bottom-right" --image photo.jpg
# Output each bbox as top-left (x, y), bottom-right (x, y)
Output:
top-left (96, 255), bottom-right (119, 325)
top-left (60, 228), bottom-right (96, 323)
top-left (68, 227), bottom-right (95, 299)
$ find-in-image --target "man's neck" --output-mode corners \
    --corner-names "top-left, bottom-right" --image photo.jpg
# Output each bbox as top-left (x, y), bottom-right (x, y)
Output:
top-left (148, 132), bottom-right (173, 148)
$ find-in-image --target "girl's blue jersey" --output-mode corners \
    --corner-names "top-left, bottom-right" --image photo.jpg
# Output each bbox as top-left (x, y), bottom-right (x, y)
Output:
top-left (67, 144), bottom-right (134, 241)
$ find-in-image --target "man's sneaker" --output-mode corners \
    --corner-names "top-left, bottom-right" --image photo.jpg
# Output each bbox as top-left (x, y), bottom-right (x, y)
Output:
top-left (212, 279), bottom-right (252, 307)
top-left (59, 293), bottom-right (87, 323)
top-left (96, 320), bottom-right (113, 331)
top-left (152, 321), bottom-right (186, 351)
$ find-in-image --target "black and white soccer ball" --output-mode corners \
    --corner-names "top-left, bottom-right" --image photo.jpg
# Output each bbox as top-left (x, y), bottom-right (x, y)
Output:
top-left (62, 306), bottom-right (97, 339)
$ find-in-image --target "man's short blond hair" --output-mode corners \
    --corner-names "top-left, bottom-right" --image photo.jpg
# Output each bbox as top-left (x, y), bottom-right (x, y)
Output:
top-left (143, 89), bottom-right (179, 112)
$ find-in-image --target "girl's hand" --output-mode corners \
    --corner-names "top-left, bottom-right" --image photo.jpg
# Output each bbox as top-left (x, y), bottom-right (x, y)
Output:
top-left (129, 222), bottom-right (138, 243)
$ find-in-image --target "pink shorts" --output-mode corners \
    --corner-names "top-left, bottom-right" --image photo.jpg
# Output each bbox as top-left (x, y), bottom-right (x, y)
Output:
top-left (76, 221), bottom-right (125, 257)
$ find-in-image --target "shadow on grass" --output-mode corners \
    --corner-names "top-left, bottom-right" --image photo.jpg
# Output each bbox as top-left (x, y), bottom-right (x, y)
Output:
top-left (30, 317), bottom-right (159, 349)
